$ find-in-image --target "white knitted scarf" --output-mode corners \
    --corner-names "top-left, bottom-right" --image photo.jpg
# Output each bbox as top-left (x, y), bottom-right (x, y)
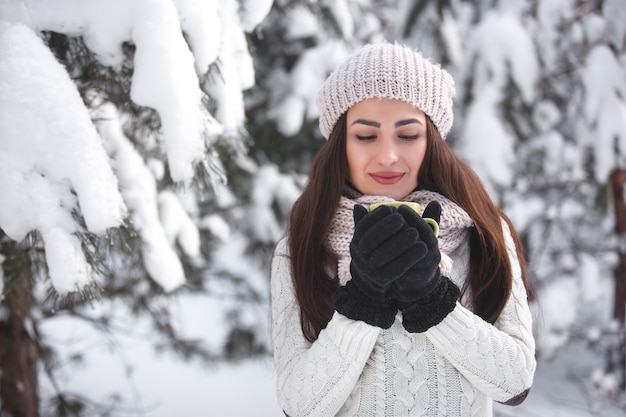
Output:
top-left (326, 190), bottom-right (474, 285)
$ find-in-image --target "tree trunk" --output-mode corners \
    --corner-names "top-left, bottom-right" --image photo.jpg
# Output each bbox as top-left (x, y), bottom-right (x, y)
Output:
top-left (610, 169), bottom-right (626, 321)
top-left (0, 229), bottom-right (39, 417)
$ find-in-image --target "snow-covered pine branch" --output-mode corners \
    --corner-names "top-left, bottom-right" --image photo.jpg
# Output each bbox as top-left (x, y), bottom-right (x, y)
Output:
top-left (0, 0), bottom-right (273, 295)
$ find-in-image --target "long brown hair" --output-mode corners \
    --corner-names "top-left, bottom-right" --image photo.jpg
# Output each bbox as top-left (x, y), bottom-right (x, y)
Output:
top-left (288, 114), bottom-right (533, 342)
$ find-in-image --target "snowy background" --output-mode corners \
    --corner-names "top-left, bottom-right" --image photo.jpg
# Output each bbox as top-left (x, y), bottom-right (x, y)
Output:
top-left (1, 0), bottom-right (626, 416)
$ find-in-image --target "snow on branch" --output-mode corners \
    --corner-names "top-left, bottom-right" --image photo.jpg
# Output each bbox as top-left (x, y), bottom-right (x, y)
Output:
top-left (0, 0), bottom-right (272, 294)
top-left (581, 45), bottom-right (626, 181)
top-left (94, 101), bottom-right (186, 292)
top-left (0, 22), bottom-right (127, 293)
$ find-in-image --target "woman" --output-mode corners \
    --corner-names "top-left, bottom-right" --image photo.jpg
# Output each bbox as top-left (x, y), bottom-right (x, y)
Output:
top-left (270, 42), bottom-right (536, 417)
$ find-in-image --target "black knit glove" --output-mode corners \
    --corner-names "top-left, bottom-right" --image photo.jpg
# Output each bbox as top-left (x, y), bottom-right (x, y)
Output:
top-left (333, 204), bottom-right (424, 329)
top-left (394, 202), bottom-right (461, 333)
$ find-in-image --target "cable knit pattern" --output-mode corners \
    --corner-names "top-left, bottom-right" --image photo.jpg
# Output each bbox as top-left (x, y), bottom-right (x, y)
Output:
top-left (425, 221), bottom-right (536, 405)
top-left (271, 246), bottom-right (381, 416)
top-left (271, 219), bottom-right (535, 416)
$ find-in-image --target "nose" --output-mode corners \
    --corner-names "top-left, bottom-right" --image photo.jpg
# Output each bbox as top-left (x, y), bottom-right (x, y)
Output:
top-left (376, 136), bottom-right (399, 166)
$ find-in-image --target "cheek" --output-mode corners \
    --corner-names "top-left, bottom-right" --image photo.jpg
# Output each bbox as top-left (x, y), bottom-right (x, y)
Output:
top-left (345, 142), bottom-right (362, 175)
top-left (411, 154), bottom-right (425, 172)
top-left (346, 159), bottom-right (360, 185)
top-left (409, 143), bottom-right (427, 171)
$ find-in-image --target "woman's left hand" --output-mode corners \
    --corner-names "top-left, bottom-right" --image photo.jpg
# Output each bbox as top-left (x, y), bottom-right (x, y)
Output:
top-left (393, 202), bottom-right (461, 333)
top-left (391, 202), bottom-right (442, 303)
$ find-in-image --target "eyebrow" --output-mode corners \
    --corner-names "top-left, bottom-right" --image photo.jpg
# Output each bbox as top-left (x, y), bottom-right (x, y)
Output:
top-left (395, 118), bottom-right (423, 127)
top-left (351, 118), bottom-right (423, 128)
top-left (351, 119), bottom-right (380, 127)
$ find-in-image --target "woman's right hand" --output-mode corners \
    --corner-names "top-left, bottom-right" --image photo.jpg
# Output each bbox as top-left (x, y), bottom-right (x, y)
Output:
top-left (393, 202), bottom-right (461, 333)
top-left (349, 204), bottom-right (426, 299)
top-left (333, 204), bottom-right (424, 329)
top-left (391, 202), bottom-right (442, 303)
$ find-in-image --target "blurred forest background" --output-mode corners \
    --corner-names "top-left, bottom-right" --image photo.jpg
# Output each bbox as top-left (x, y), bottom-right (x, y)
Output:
top-left (1, 0), bottom-right (625, 416)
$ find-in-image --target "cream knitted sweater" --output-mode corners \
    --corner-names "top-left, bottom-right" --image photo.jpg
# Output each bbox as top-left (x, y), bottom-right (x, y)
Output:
top-left (270, 221), bottom-right (536, 417)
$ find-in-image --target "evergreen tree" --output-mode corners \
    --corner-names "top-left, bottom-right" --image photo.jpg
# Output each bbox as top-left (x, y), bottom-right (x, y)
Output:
top-left (0, 1), bottom-right (283, 415)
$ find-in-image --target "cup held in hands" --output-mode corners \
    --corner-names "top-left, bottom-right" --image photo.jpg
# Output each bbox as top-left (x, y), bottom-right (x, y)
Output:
top-left (368, 202), bottom-right (439, 238)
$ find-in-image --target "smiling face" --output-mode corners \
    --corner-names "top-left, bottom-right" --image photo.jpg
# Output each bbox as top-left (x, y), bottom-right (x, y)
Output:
top-left (345, 98), bottom-right (428, 200)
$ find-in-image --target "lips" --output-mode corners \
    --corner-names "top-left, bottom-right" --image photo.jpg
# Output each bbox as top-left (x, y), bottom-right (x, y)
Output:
top-left (370, 172), bottom-right (405, 184)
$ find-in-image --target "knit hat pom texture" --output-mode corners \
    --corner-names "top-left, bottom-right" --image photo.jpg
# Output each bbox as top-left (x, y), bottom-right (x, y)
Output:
top-left (317, 43), bottom-right (456, 139)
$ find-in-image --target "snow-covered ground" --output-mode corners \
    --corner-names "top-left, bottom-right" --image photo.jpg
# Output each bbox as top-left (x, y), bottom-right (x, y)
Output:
top-left (37, 298), bottom-right (278, 416)
top-left (129, 357), bottom-right (282, 416)
top-left (41, 307), bottom-right (624, 417)
top-left (495, 341), bottom-right (625, 417)
top-left (143, 342), bottom-right (626, 417)
top-left (37, 288), bottom-right (625, 417)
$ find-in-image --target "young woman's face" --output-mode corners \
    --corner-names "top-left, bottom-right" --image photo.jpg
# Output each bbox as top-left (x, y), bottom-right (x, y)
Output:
top-left (346, 98), bottom-right (427, 200)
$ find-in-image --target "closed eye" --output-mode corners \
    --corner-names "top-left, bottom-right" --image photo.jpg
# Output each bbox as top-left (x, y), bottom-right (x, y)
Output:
top-left (356, 134), bottom-right (377, 141)
top-left (398, 134), bottom-right (419, 140)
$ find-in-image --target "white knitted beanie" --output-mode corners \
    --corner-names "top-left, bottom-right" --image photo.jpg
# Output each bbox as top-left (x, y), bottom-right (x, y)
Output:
top-left (317, 43), bottom-right (456, 139)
